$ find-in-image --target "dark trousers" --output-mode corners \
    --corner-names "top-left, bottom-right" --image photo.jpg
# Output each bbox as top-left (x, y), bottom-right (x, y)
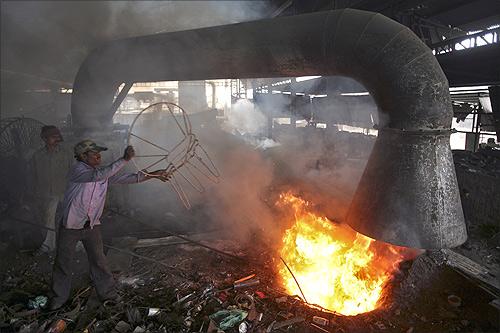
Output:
top-left (51, 225), bottom-right (115, 305)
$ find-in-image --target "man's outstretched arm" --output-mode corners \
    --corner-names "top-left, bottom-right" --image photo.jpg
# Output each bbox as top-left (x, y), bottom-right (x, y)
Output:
top-left (109, 169), bottom-right (170, 184)
top-left (69, 146), bottom-right (136, 183)
top-left (69, 159), bottom-right (127, 183)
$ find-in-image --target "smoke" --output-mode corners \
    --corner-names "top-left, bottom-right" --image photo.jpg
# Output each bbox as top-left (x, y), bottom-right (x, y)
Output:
top-left (201, 146), bottom-right (278, 243)
top-left (1, 0), bottom-right (274, 213)
top-left (106, 1), bottom-right (272, 37)
top-left (243, 77), bottom-right (379, 224)
top-left (224, 99), bottom-right (267, 137)
top-left (1, 1), bottom-right (275, 121)
top-left (124, 77), bottom-right (379, 248)
top-left (221, 91), bottom-right (299, 150)
top-left (1, 1), bottom-right (274, 94)
top-left (1, 2), bottom-right (385, 251)
top-left (182, 77), bottom-right (377, 247)
top-left (268, 129), bottom-right (375, 223)
top-left (2, 0), bottom-right (379, 248)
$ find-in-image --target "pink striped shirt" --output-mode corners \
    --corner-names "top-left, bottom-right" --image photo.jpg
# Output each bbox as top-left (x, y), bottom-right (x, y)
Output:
top-left (60, 158), bottom-right (145, 229)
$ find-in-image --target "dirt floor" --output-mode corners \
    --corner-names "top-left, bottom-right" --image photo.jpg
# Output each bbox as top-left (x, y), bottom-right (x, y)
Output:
top-left (0, 230), bottom-right (498, 333)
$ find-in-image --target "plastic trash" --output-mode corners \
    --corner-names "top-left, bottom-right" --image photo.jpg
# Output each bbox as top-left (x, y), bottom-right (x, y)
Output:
top-left (234, 279), bottom-right (260, 289)
top-left (239, 320), bottom-right (251, 333)
top-left (234, 274), bottom-right (256, 284)
top-left (254, 291), bottom-right (266, 299)
top-left (209, 309), bottom-right (248, 330)
top-left (27, 296), bottom-right (48, 310)
top-left (147, 308), bottom-right (160, 317)
top-left (118, 277), bottom-right (145, 288)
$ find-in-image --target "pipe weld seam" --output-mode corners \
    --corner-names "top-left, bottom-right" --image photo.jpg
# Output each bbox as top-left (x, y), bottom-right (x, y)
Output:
top-left (404, 50), bottom-right (432, 68)
top-left (353, 13), bottom-right (380, 52)
top-left (368, 28), bottom-right (408, 66)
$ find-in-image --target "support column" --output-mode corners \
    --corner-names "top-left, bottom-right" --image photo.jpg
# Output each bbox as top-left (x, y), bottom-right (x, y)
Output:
top-left (489, 86), bottom-right (500, 142)
top-left (178, 81), bottom-right (207, 114)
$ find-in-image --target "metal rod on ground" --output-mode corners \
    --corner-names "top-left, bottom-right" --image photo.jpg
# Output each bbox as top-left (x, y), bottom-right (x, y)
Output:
top-left (107, 208), bottom-right (245, 262)
top-left (103, 244), bottom-right (180, 272)
top-left (280, 256), bottom-right (308, 303)
top-left (5, 215), bottom-right (185, 274)
top-left (7, 215), bottom-right (238, 261)
top-left (310, 323), bottom-right (330, 333)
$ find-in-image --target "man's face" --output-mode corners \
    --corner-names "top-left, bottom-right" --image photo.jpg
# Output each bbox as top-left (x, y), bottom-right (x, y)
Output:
top-left (83, 151), bottom-right (102, 167)
top-left (44, 134), bottom-right (62, 147)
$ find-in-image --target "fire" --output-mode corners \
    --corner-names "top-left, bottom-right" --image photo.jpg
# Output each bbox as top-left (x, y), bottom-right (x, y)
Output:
top-left (276, 192), bottom-right (410, 316)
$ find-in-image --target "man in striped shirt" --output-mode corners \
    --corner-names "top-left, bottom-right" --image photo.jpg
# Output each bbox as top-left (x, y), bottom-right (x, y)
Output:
top-left (49, 139), bottom-right (168, 310)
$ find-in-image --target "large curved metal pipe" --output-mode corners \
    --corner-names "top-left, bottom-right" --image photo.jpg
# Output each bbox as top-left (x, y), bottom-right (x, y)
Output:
top-left (71, 9), bottom-right (466, 249)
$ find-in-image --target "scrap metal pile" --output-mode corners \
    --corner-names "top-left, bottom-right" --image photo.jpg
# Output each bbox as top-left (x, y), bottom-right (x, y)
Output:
top-left (2, 235), bottom-right (492, 333)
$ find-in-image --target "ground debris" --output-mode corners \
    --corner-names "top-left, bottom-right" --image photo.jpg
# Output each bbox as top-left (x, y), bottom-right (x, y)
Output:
top-left (0, 238), bottom-right (497, 332)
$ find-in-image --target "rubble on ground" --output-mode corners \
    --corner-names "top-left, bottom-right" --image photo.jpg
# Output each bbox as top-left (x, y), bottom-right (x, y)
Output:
top-left (453, 150), bottom-right (500, 178)
top-left (0, 237), bottom-right (497, 333)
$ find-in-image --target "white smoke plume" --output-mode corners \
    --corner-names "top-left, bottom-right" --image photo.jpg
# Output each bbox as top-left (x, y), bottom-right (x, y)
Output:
top-left (177, 77), bottom-right (378, 246)
top-left (224, 99), bottom-right (267, 136)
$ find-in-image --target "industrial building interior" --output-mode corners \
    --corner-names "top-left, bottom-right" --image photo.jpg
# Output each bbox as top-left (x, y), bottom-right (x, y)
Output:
top-left (0, 0), bottom-right (499, 332)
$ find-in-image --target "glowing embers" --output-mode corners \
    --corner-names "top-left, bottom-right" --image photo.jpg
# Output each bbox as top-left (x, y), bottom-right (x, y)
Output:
top-left (276, 192), bottom-right (409, 316)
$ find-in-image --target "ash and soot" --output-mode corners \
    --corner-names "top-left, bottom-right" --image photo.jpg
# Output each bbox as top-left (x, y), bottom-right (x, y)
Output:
top-left (275, 192), bottom-right (418, 316)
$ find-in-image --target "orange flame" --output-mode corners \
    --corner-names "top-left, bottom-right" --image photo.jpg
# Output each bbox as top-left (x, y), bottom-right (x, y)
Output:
top-left (276, 192), bottom-right (411, 316)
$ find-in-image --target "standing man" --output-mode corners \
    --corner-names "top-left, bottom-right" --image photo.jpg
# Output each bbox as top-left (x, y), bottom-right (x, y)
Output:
top-left (29, 125), bottom-right (73, 253)
top-left (49, 140), bottom-right (169, 310)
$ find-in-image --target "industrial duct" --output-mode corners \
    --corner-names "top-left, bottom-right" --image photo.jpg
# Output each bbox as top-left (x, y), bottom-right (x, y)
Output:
top-left (71, 9), bottom-right (467, 249)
